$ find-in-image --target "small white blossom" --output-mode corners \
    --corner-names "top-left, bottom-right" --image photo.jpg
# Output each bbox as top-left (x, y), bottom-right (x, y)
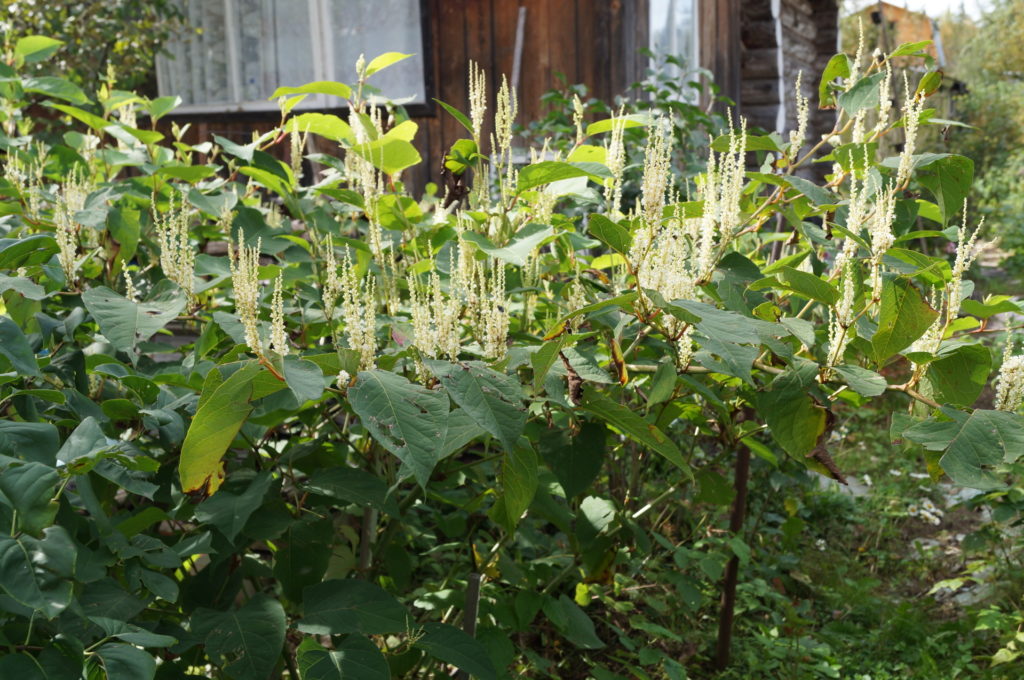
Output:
top-left (229, 235), bottom-right (264, 357)
top-left (155, 191), bottom-right (196, 300)
top-left (270, 272), bottom-right (289, 356)
top-left (995, 336), bottom-right (1024, 412)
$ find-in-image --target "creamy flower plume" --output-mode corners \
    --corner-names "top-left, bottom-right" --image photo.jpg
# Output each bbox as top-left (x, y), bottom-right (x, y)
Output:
top-left (826, 260), bottom-right (858, 368)
top-left (640, 117), bottom-right (673, 226)
top-left (896, 75), bottom-right (926, 189)
top-left (947, 202), bottom-right (983, 324)
top-left (694, 113), bottom-right (747, 282)
top-left (339, 250), bottom-right (378, 370)
top-left (409, 269), bottom-right (461, 361)
top-left (155, 191), bottom-right (196, 300)
top-left (229, 235), bottom-right (263, 356)
top-left (788, 71), bottom-right (808, 160)
top-left (995, 336), bottom-right (1024, 412)
top-left (604, 106), bottom-right (627, 217)
top-left (868, 185), bottom-right (897, 301)
top-left (270, 272), bottom-right (289, 356)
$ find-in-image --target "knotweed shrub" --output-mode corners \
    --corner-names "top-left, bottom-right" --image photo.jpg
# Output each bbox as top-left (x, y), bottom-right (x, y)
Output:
top-left (0, 36), bottom-right (1023, 679)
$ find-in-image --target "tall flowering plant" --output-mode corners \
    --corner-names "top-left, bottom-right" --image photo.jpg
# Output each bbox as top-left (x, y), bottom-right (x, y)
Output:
top-left (0, 35), bottom-right (1021, 678)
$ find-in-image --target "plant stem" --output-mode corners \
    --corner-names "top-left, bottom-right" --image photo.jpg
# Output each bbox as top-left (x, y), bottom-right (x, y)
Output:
top-left (714, 441), bottom-right (752, 671)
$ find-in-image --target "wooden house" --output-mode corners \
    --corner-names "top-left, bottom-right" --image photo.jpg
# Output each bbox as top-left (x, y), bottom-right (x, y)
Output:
top-left (158, 0), bottom-right (840, 190)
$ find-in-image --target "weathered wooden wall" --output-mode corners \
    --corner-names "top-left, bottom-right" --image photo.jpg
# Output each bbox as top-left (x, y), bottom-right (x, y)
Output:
top-left (165, 0), bottom-right (840, 191)
top-left (168, 0), bottom-right (657, 193)
top-left (699, 0), bottom-right (743, 112)
top-left (781, 0), bottom-right (838, 143)
top-left (740, 0), bottom-right (781, 132)
top-left (739, 0), bottom-right (837, 146)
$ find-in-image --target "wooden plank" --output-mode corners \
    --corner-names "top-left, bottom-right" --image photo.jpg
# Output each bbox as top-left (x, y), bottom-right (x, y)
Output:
top-left (742, 20), bottom-right (779, 49)
top-left (591, 0), bottom-right (614, 103)
top-left (528, 0), bottom-right (553, 125)
top-left (423, 0), bottom-right (444, 189)
top-left (435, 0), bottom-right (469, 175)
top-left (608, 0), bottom-right (624, 97)
top-left (699, 0), bottom-right (742, 109)
top-left (547, 0), bottom-right (578, 90)
top-left (576, 0), bottom-right (598, 99)
top-left (743, 49), bottom-right (782, 80)
top-left (464, 0), bottom-right (493, 155)
top-left (741, 79), bottom-right (780, 106)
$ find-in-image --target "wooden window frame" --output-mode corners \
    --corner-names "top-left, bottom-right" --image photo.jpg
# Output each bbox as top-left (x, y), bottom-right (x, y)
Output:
top-left (160, 0), bottom-right (435, 120)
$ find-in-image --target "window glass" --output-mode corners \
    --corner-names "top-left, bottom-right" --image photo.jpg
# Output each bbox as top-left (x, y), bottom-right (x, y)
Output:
top-left (157, 1), bottom-right (232, 108)
top-left (330, 0), bottom-right (427, 104)
top-left (157, 0), bottom-right (427, 112)
top-left (649, 0), bottom-right (698, 99)
top-left (237, 0), bottom-right (314, 103)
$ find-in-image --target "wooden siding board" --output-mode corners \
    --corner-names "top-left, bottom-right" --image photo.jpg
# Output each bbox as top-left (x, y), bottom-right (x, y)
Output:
top-left (700, 0), bottom-right (742, 108)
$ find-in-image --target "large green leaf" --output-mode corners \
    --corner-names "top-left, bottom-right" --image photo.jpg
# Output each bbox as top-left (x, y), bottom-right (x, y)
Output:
top-left (297, 636), bottom-right (390, 680)
top-left (271, 81), bottom-right (352, 100)
top-left (191, 594), bottom-right (286, 680)
top-left (287, 112), bottom-right (354, 143)
top-left (273, 516), bottom-right (333, 602)
top-left (460, 223), bottom-right (553, 266)
top-left (89, 616), bottom-right (177, 647)
top-left (194, 472), bottom-right (274, 541)
top-left (438, 408), bottom-right (488, 459)
top-left (0, 653), bottom-right (47, 679)
top-left (926, 344), bottom-right (991, 408)
top-left (756, 363), bottom-right (827, 458)
top-left (542, 595), bottom-right (605, 650)
top-left (773, 266), bottom-right (839, 305)
top-left (179, 362), bottom-right (263, 495)
top-left (871, 277), bottom-right (939, 363)
top-left (82, 285), bottom-right (186, 355)
top-left (587, 214), bottom-right (632, 255)
top-left (95, 643), bottom-right (156, 680)
top-left (425, 360), bottom-right (526, 451)
top-left (0, 460), bottom-right (59, 534)
top-left (282, 355), bottom-right (326, 405)
top-left (298, 579), bottom-right (410, 635)
top-left (0, 315), bottom-right (39, 376)
top-left (838, 72), bottom-right (886, 115)
top-left (584, 114), bottom-right (648, 136)
top-left (916, 155), bottom-right (974, 225)
top-left (517, 161), bottom-right (609, 193)
top-left (693, 335), bottom-right (760, 385)
top-left (23, 76), bottom-right (89, 104)
top-left (0, 234), bottom-right (58, 269)
top-left (348, 370), bottom-right (449, 487)
top-left (539, 421), bottom-right (606, 499)
top-left (15, 36), bottom-right (63, 64)
top-left (658, 297), bottom-right (783, 345)
top-left (365, 52), bottom-right (413, 77)
top-left (0, 526), bottom-right (76, 619)
top-left (414, 622), bottom-right (498, 680)
top-left (0, 421), bottom-right (60, 465)
top-left (832, 365), bottom-right (888, 397)
top-left (817, 53), bottom-right (851, 108)
top-left (350, 122), bottom-right (421, 176)
top-left (303, 467), bottom-right (398, 515)
top-left (0, 274), bottom-right (46, 300)
top-left (904, 408), bottom-right (1024, 489)
top-left (490, 446), bottom-right (539, 532)
top-left (578, 386), bottom-right (691, 478)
